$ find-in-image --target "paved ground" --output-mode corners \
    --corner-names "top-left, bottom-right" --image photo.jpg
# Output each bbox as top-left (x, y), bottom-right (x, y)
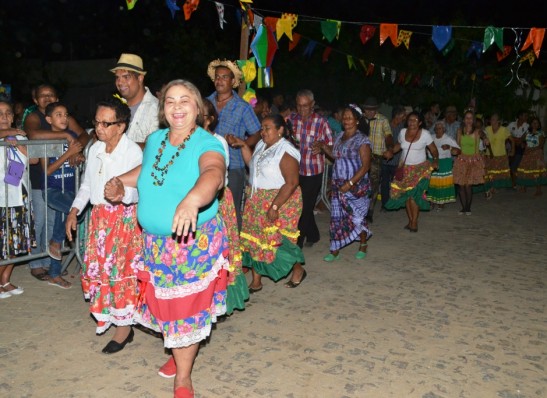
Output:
top-left (1, 189), bottom-right (546, 398)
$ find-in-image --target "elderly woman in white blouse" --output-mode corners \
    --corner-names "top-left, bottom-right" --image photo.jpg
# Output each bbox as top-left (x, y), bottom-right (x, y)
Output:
top-left (226, 114), bottom-right (306, 292)
top-left (65, 99), bottom-right (143, 354)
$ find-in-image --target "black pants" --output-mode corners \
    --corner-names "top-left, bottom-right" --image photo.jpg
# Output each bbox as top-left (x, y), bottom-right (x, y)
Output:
top-left (297, 173), bottom-right (323, 247)
top-left (381, 162), bottom-right (397, 207)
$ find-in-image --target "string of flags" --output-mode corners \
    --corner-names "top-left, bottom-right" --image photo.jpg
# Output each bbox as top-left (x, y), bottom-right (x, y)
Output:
top-left (124, 0), bottom-right (546, 90)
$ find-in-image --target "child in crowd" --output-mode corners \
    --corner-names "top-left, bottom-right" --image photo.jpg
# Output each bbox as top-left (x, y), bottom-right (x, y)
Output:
top-left (41, 102), bottom-right (82, 288)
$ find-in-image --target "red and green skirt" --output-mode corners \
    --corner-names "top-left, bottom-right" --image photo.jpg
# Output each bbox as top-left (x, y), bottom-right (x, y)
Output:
top-left (516, 148), bottom-right (547, 187)
top-left (385, 161), bottom-right (433, 211)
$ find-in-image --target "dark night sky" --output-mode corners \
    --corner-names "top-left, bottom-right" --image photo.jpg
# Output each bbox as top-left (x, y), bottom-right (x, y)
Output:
top-left (1, 0), bottom-right (546, 62)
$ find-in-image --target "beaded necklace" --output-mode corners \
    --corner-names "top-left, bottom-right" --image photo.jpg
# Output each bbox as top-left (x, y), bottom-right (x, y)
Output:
top-left (151, 127), bottom-right (195, 186)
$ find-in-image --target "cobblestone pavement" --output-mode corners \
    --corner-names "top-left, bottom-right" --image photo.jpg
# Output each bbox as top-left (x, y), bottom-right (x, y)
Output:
top-left (1, 189), bottom-right (545, 398)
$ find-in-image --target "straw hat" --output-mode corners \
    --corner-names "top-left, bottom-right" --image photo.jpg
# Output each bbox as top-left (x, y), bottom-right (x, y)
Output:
top-left (110, 53), bottom-right (147, 75)
top-left (207, 59), bottom-right (242, 88)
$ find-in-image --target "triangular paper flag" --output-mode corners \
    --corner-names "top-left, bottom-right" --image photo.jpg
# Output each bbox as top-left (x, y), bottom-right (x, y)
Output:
top-left (263, 17), bottom-right (278, 34)
top-left (380, 24), bottom-right (398, 46)
top-left (519, 50), bottom-right (536, 66)
top-left (276, 13), bottom-right (297, 41)
top-left (253, 14), bottom-right (262, 31)
top-left (360, 25), bottom-right (376, 45)
top-left (289, 33), bottom-right (301, 51)
top-left (347, 55), bottom-right (356, 70)
top-left (497, 45), bottom-right (512, 62)
top-left (432, 26), bottom-right (452, 51)
top-left (520, 28), bottom-right (545, 58)
top-left (165, 0), bottom-right (178, 18)
top-left (303, 40), bottom-right (317, 58)
top-left (466, 41), bottom-right (483, 58)
top-left (214, 2), bottom-right (227, 29)
top-left (322, 47), bottom-right (332, 63)
top-left (359, 59), bottom-right (366, 73)
top-left (127, 0), bottom-right (137, 10)
top-left (321, 20), bottom-right (340, 43)
top-left (441, 39), bottom-right (455, 56)
top-left (183, 0), bottom-right (200, 21)
top-left (483, 26), bottom-right (504, 52)
top-left (367, 63), bottom-right (375, 76)
top-left (397, 30), bottom-right (412, 49)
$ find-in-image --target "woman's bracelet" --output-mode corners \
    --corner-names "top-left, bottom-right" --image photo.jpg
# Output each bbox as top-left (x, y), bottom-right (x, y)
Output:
top-left (348, 180), bottom-right (354, 186)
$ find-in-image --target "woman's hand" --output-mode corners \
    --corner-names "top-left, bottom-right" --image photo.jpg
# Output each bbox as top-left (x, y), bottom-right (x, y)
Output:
top-left (65, 210), bottom-right (78, 241)
top-left (104, 177), bottom-right (125, 202)
top-left (267, 206), bottom-right (279, 222)
top-left (382, 149), bottom-right (394, 160)
top-left (311, 141), bottom-right (324, 155)
top-left (340, 181), bottom-right (352, 193)
top-left (431, 159), bottom-right (439, 170)
top-left (172, 199), bottom-right (199, 237)
top-left (226, 134), bottom-right (246, 148)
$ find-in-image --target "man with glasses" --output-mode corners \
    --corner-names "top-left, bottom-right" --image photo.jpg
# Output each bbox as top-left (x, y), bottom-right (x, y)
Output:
top-left (206, 59), bottom-right (261, 231)
top-left (110, 53), bottom-right (159, 145)
top-left (289, 89), bottom-right (333, 248)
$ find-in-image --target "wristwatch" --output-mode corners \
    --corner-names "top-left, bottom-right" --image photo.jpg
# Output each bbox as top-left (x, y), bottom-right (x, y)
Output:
top-left (272, 204), bottom-right (279, 211)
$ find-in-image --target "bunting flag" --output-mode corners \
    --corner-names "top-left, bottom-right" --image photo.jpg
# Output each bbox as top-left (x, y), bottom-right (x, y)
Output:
top-left (367, 62), bottom-right (375, 76)
top-left (360, 25), bottom-right (376, 45)
top-left (432, 26), bottom-right (452, 51)
top-left (519, 50), bottom-right (536, 66)
top-left (289, 33), bottom-right (301, 51)
top-left (322, 47), bottom-right (332, 63)
top-left (347, 55), bottom-right (356, 70)
top-left (358, 59), bottom-right (366, 73)
top-left (391, 69), bottom-right (396, 84)
top-left (321, 20), bottom-right (341, 42)
top-left (380, 66), bottom-right (386, 80)
top-left (165, 0), bottom-right (178, 18)
top-left (379, 24), bottom-right (398, 46)
top-left (214, 2), bottom-right (226, 29)
top-left (263, 17), bottom-right (278, 34)
top-left (466, 41), bottom-right (484, 58)
top-left (276, 13), bottom-right (298, 41)
top-left (397, 30), bottom-right (413, 49)
top-left (520, 28), bottom-right (545, 58)
top-left (253, 14), bottom-right (263, 31)
top-left (483, 26), bottom-right (504, 52)
top-left (126, 0), bottom-right (137, 10)
top-left (183, 0), bottom-right (200, 21)
top-left (441, 39), bottom-right (455, 56)
top-left (497, 45), bottom-right (512, 62)
top-left (303, 40), bottom-right (317, 58)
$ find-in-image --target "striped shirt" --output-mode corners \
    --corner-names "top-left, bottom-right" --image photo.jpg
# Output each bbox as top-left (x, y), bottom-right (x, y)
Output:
top-left (288, 111), bottom-right (333, 176)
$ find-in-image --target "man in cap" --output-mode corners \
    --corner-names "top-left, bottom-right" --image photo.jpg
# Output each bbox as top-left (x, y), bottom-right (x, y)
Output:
top-left (362, 96), bottom-right (393, 221)
top-left (206, 59), bottom-right (261, 231)
top-left (290, 89), bottom-right (333, 248)
top-left (110, 53), bottom-right (159, 144)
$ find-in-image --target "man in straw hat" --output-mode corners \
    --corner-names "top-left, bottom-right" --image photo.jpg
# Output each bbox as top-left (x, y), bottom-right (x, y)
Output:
top-left (206, 58), bottom-right (261, 231)
top-left (362, 96), bottom-right (393, 221)
top-left (110, 53), bottom-right (159, 144)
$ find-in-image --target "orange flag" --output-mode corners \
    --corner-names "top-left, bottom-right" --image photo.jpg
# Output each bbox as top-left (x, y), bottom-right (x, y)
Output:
top-left (496, 45), bottom-right (512, 62)
top-left (183, 0), bottom-right (200, 21)
top-left (380, 24), bottom-right (398, 46)
top-left (289, 33), bottom-right (301, 51)
top-left (520, 28), bottom-right (545, 58)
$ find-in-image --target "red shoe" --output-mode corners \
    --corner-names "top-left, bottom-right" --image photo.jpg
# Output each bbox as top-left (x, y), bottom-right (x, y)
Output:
top-left (174, 386), bottom-right (194, 398)
top-left (158, 356), bottom-right (176, 378)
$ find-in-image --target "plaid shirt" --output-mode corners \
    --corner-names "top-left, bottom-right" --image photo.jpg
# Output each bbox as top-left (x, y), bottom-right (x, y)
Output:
top-left (367, 113), bottom-right (392, 156)
top-left (207, 91), bottom-right (261, 169)
top-left (289, 111), bottom-right (333, 176)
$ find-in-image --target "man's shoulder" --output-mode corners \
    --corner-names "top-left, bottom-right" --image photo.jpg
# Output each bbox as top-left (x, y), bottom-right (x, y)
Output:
top-left (142, 87), bottom-right (159, 106)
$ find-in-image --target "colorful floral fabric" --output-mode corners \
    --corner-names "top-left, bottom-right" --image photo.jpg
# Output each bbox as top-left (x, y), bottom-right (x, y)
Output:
top-left (135, 214), bottom-right (229, 348)
top-left (386, 161), bottom-right (433, 211)
top-left (516, 147), bottom-right (547, 187)
top-left (484, 155), bottom-right (512, 189)
top-left (0, 190), bottom-right (34, 260)
top-left (218, 187), bottom-right (248, 314)
top-left (81, 204), bottom-right (143, 334)
top-left (240, 186), bottom-right (304, 281)
top-left (452, 154), bottom-right (485, 186)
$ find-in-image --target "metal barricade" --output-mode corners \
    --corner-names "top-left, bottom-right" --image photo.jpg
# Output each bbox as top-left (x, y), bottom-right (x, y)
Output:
top-left (0, 139), bottom-right (82, 273)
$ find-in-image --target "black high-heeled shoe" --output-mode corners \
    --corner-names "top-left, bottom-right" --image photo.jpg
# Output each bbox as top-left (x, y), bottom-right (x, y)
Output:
top-left (102, 327), bottom-right (134, 354)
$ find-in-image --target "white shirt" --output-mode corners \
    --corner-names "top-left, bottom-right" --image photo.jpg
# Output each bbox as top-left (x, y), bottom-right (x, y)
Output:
top-left (214, 133), bottom-right (229, 186)
top-left (71, 134), bottom-right (142, 214)
top-left (249, 138), bottom-right (300, 193)
top-left (0, 136), bottom-right (30, 207)
top-left (507, 121), bottom-right (529, 138)
top-left (126, 87), bottom-right (159, 143)
top-left (433, 134), bottom-right (459, 159)
top-left (399, 129), bottom-right (434, 165)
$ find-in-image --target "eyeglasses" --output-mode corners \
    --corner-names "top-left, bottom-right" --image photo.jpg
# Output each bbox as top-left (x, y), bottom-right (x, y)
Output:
top-left (92, 120), bottom-right (121, 128)
top-left (214, 74), bottom-right (232, 81)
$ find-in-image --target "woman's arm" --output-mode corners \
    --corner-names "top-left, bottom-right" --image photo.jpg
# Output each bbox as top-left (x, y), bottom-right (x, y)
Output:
top-left (427, 142), bottom-right (439, 169)
top-left (172, 151), bottom-right (226, 237)
top-left (226, 134), bottom-right (253, 166)
top-left (267, 153), bottom-right (300, 222)
top-left (340, 144), bottom-right (371, 194)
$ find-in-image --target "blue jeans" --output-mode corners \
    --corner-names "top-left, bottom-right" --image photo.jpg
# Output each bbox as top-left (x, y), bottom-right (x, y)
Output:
top-left (29, 189), bottom-right (53, 270)
top-left (44, 188), bottom-right (75, 243)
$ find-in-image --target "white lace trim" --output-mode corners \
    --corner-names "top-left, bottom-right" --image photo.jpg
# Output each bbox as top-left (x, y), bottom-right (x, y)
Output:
top-left (152, 254), bottom-right (229, 300)
top-left (163, 326), bottom-right (212, 349)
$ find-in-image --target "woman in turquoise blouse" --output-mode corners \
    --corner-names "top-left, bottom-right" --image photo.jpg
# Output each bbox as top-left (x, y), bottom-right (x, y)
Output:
top-left (105, 79), bottom-right (228, 398)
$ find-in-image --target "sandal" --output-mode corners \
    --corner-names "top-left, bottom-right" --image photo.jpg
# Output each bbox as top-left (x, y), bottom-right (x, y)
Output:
top-left (48, 241), bottom-right (62, 260)
top-left (323, 253), bottom-right (340, 262)
top-left (355, 243), bottom-right (368, 259)
top-left (284, 270), bottom-right (307, 288)
top-left (48, 276), bottom-right (72, 289)
top-left (2, 283), bottom-right (24, 295)
top-left (31, 268), bottom-right (50, 281)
